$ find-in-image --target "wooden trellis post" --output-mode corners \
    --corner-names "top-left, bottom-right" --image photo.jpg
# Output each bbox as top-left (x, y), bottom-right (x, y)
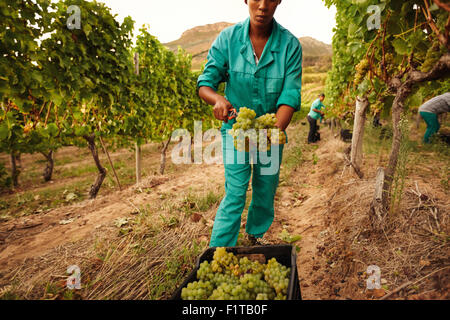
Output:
top-left (134, 52), bottom-right (142, 185)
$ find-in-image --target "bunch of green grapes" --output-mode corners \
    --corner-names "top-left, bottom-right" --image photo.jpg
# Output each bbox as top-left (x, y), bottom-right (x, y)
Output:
top-left (381, 52), bottom-right (397, 75)
top-left (212, 247), bottom-right (238, 271)
top-left (236, 256), bottom-right (253, 275)
top-left (237, 107), bottom-right (257, 121)
top-left (255, 113), bottom-right (277, 129)
top-left (232, 130), bottom-right (258, 153)
top-left (255, 114), bottom-right (285, 150)
top-left (209, 283), bottom-right (252, 300)
top-left (229, 108), bottom-right (286, 152)
top-left (181, 248), bottom-right (292, 301)
top-left (210, 273), bottom-right (240, 287)
top-left (385, 53), bottom-right (394, 65)
top-left (229, 108), bottom-right (258, 152)
top-left (250, 260), bottom-right (266, 275)
top-left (208, 283), bottom-right (233, 300)
top-left (256, 293), bottom-right (270, 300)
top-left (230, 107), bottom-right (256, 132)
top-left (267, 129), bottom-right (287, 146)
top-left (420, 42), bottom-right (444, 73)
top-left (181, 280), bottom-right (214, 300)
top-left (274, 292), bottom-right (287, 300)
top-left (240, 273), bottom-right (275, 300)
top-left (197, 261), bottom-right (214, 282)
top-left (354, 58), bottom-right (370, 87)
top-left (233, 256), bottom-right (266, 275)
top-left (264, 258), bottom-right (291, 298)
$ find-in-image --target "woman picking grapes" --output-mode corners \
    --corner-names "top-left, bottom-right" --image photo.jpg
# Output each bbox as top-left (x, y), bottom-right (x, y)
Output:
top-left (198, 0), bottom-right (302, 247)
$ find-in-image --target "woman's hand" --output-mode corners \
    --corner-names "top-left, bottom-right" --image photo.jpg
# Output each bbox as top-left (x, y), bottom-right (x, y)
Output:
top-left (213, 96), bottom-right (233, 123)
top-left (198, 86), bottom-right (233, 123)
top-left (275, 105), bottom-right (295, 131)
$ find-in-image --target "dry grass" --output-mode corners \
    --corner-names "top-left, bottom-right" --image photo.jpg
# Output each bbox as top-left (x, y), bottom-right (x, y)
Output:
top-left (317, 152), bottom-right (450, 300)
top-left (0, 181), bottom-right (223, 300)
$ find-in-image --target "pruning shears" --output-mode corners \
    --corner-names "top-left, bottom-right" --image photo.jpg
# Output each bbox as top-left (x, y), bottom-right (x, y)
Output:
top-left (227, 107), bottom-right (238, 121)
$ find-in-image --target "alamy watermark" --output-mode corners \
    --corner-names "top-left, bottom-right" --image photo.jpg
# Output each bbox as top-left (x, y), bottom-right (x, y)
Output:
top-left (66, 265), bottom-right (81, 290)
top-left (67, 5), bottom-right (81, 30)
top-left (366, 265), bottom-right (382, 290)
top-left (367, 5), bottom-right (382, 31)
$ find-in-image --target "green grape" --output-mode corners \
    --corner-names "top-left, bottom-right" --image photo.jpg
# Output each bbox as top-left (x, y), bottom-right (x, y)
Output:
top-left (181, 280), bottom-right (214, 300)
top-left (274, 292), bottom-right (287, 300)
top-left (250, 260), bottom-right (265, 275)
top-left (213, 247), bottom-right (238, 269)
top-left (264, 258), bottom-right (291, 297)
top-left (354, 58), bottom-right (370, 86)
top-left (209, 283), bottom-right (232, 300)
top-left (197, 261), bottom-right (214, 281)
top-left (267, 129), bottom-right (286, 146)
top-left (209, 282), bottom-right (250, 300)
top-left (231, 108), bottom-right (285, 152)
top-left (210, 273), bottom-right (240, 289)
top-left (232, 122), bottom-right (242, 130)
top-left (256, 293), bottom-right (269, 300)
top-left (255, 113), bottom-right (277, 129)
top-left (240, 273), bottom-right (275, 300)
top-left (236, 107), bottom-right (256, 122)
top-left (385, 53), bottom-right (394, 65)
top-left (231, 284), bottom-right (252, 300)
top-left (238, 257), bottom-right (253, 274)
top-left (211, 260), bottom-right (224, 273)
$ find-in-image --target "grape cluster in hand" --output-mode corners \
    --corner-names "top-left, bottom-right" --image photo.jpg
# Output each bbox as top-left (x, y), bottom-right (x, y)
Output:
top-left (181, 247), bottom-right (291, 300)
top-left (228, 107), bottom-right (287, 152)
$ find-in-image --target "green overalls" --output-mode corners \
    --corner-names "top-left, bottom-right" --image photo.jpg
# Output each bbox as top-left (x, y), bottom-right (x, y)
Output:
top-left (197, 18), bottom-right (303, 247)
top-left (420, 112), bottom-right (440, 144)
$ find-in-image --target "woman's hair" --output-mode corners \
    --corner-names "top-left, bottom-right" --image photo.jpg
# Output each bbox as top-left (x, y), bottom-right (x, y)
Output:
top-left (319, 93), bottom-right (325, 98)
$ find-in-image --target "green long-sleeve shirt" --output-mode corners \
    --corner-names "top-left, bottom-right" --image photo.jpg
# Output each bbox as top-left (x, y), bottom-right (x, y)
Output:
top-left (197, 17), bottom-right (303, 131)
top-left (308, 98), bottom-right (325, 120)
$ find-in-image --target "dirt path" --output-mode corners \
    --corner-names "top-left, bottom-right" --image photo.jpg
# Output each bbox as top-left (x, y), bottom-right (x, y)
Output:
top-left (0, 161), bottom-right (224, 270)
top-left (265, 129), bottom-right (348, 299)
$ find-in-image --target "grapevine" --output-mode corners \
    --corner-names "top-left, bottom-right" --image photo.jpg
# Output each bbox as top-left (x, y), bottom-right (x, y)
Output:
top-left (0, 0), bottom-right (214, 191)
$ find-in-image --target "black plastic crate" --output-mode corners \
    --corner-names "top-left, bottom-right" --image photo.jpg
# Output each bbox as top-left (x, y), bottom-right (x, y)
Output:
top-left (170, 245), bottom-right (301, 300)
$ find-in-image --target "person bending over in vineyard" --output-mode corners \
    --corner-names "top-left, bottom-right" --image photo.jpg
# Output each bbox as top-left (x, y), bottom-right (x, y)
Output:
top-left (197, 0), bottom-right (302, 247)
top-left (418, 92), bottom-right (450, 144)
top-left (307, 93), bottom-right (326, 144)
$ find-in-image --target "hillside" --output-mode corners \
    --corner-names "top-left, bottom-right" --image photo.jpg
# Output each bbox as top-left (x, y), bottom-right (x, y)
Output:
top-left (164, 22), bottom-right (332, 70)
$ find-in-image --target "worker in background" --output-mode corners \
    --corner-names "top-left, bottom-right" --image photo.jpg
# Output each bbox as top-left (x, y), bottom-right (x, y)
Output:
top-left (307, 93), bottom-right (326, 144)
top-left (418, 93), bottom-right (450, 144)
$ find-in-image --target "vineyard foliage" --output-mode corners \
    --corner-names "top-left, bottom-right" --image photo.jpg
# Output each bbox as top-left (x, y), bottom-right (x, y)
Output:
top-left (323, 0), bottom-right (450, 119)
top-left (0, 0), bottom-right (215, 192)
top-left (324, 0), bottom-right (449, 210)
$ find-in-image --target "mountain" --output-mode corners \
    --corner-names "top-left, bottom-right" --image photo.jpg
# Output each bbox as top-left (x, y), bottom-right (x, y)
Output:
top-left (164, 22), bottom-right (332, 70)
top-left (298, 36), bottom-right (332, 57)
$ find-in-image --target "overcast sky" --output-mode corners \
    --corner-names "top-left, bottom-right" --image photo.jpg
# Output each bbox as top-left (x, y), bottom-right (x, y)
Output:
top-left (99, 0), bottom-right (337, 44)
